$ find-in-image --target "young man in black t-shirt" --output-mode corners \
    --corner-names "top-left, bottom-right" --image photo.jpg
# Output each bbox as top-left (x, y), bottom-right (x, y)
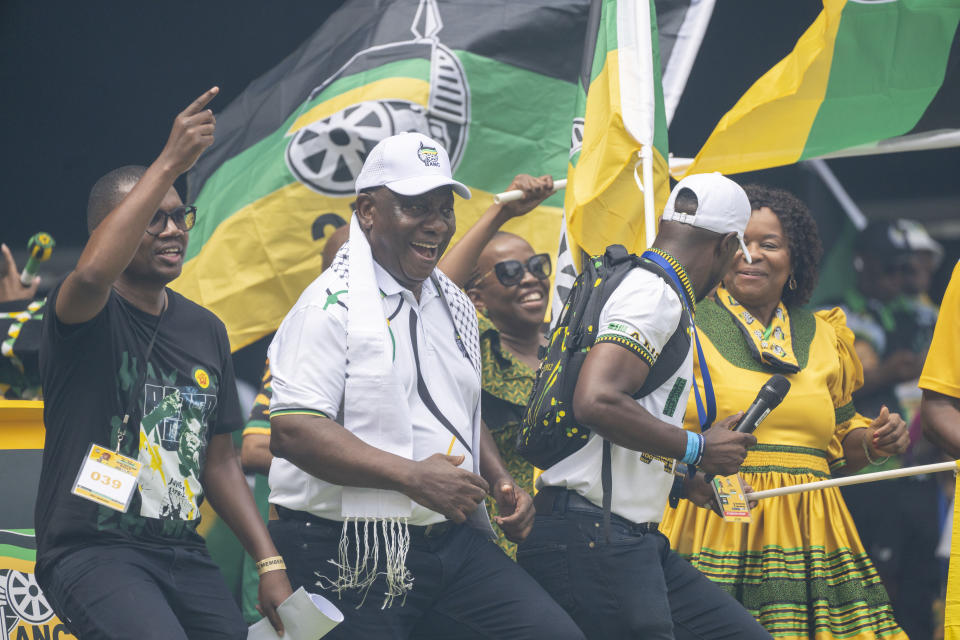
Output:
top-left (35, 88), bottom-right (291, 639)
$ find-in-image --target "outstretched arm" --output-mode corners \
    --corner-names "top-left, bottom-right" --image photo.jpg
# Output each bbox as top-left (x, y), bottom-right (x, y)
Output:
top-left (922, 389), bottom-right (960, 458)
top-left (241, 433), bottom-right (273, 476)
top-left (202, 432), bottom-right (292, 634)
top-left (574, 342), bottom-right (754, 476)
top-left (439, 174), bottom-right (554, 287)
top-left (56, 87), bottom-right (219, 325)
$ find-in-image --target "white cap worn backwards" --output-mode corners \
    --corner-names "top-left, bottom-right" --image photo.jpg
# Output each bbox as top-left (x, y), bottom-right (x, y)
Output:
top-left (355, 132), bottom-right (471, 199)
top-left (662, 172), bottom-right (753, 263)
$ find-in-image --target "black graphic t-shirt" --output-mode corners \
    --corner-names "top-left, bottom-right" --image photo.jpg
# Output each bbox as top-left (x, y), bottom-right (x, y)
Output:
top-left (35, 283), bottom-right (242, 574)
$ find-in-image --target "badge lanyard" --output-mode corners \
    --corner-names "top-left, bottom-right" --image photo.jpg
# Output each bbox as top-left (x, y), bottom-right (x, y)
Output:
top-left (71, 295), bottom-right (166, 513)
top-left (115, 298), bottom-right (166, 453)
top-left (640, 251), bottom-right (717, 430)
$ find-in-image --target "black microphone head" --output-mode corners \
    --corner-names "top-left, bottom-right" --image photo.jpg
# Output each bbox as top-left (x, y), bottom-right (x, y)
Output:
top-left (759, 374), bottom-right (791, 407)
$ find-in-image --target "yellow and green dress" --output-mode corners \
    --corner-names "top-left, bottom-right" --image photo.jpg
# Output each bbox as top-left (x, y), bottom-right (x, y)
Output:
top-left (660, 288), bottom-right (906, 639)
top-left (477, 311), bottom-right (536, 560)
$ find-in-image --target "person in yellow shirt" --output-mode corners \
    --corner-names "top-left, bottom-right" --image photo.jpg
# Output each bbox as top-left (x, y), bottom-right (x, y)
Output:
top-left (920, 259), bottom-right (960, 453)
top-left (660, 185), bottom-right (910, 640)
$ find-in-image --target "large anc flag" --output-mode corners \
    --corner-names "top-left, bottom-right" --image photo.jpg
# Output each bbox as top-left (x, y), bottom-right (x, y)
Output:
top-left (684, 0), bottom-right (960, 177)
top-left (552, 0), bottom-right (671, 318)
top-left (176, 0), bottom-right (590, 350)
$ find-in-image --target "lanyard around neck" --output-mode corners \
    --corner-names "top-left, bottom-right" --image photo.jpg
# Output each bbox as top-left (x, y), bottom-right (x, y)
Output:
top-left (640, 250), bottom-right (717, 430)
top-left (116, 296), bottom-right (167, 452)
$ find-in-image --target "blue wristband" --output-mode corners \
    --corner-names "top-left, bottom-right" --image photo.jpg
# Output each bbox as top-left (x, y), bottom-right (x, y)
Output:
top-left (681, 431), bottom-right (702, 465)
top-left (693, 432), bottom-right (704, 466)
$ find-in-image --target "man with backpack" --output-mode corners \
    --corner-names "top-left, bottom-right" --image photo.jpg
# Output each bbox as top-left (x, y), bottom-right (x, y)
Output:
top-left (517, 173), bottom-right (771, 639)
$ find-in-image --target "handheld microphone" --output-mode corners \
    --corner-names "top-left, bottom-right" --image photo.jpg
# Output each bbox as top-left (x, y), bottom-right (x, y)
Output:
top-left (20, 232), bottom-right (55, 286)
top-left (735, 374), bottom-right (791, 434)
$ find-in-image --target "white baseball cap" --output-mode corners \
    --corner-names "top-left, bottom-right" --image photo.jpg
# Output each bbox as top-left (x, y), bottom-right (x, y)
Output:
top-left (355, 132), bottom-right (471, 199)
top-left (661, 172), bottom-right (753, 263)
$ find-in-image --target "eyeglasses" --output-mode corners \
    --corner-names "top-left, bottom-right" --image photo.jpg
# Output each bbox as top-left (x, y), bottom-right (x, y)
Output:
top-left (474, 253), bottom-right (552, 287)
top-left (145, 205), bottom-right (197, 236)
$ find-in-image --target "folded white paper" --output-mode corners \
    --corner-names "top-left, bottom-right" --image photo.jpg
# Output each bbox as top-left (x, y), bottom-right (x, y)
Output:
top-left (248, 587), bottom-right (344, 640)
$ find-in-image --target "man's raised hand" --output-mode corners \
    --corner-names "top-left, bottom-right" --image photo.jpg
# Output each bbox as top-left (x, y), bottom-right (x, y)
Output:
top-left (0, 243), bottom-right (38, 303)
top-left (159, 86), bottom-right (219, 176)
top-left (498, 174), bottom-right (554, 219)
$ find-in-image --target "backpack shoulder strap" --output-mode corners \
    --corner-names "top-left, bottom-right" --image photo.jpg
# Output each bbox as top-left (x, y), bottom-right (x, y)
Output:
top-left (631, 259), bottom-right (692, 398)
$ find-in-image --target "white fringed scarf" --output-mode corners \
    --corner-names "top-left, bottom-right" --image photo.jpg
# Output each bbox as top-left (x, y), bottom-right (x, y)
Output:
top-left (321, 214), bottom-right (488, 608)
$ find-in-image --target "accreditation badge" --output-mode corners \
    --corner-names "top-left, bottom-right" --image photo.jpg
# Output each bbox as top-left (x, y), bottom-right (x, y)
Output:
top-left (71, 443), bottom-right (142, 512)
top-left (710, 474), bottom-right (752, 524)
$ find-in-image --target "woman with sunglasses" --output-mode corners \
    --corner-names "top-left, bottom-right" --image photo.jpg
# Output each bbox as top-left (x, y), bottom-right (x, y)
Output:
top-left (659, 185), bottom-right (909, 640)
top-left (439, 173), bottom-right (554, 558)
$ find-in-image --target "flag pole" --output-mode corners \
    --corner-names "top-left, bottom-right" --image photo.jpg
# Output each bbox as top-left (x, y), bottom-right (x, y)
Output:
top-left (745, 460), bottom-right (958, 501)
top-left (641, 145), bottom-right (656, 248)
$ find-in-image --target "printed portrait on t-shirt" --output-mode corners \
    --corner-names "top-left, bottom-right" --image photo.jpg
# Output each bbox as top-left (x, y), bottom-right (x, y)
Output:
top-left (136, 367), bottom-right (218, 522)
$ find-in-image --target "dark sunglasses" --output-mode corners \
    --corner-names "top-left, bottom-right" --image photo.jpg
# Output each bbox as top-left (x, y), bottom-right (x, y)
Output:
top-left (146, 205), bottom-right (197, 236)
top-left (475, 253), bottom-right (552, 287)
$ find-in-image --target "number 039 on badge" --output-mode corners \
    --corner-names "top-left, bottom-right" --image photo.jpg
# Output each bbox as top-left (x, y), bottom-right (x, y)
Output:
top-left (72, 444), bottom-right (142, 512)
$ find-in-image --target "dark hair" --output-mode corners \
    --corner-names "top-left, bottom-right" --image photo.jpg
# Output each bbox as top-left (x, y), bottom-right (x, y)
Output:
top-left (672, 187), bottom-right (699, 215)
top-left (87, 165), bottom-right (148, 233)
top-left (742, 184), bottom-right (822, 307)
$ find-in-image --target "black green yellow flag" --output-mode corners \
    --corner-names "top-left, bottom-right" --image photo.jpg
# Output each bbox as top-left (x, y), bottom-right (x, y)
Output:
top-left (550, 0), bottom-right (671, 320)
top-left (177, 0), bottom-right (590, 350)
top-left (686, 0), bottom-right (960, 176)
top-left (564, 0), bottom-right (669, 257)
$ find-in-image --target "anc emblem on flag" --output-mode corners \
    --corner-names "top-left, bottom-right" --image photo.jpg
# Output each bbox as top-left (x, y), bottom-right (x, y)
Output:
top-left (284, 1), bottom-right (469, 196)
top-left (178, 0), bottom-right (585, 350)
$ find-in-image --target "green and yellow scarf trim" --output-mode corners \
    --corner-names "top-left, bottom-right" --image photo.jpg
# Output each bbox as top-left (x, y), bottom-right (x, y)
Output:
top-left (716, 286), bottom-right (800, 373)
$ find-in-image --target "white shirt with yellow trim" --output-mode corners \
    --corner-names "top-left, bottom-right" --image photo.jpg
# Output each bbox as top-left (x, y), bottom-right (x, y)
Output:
top-left (267, 263), bottom-right (479, 526)
top-left (537, 268), bottom-right (693, 524)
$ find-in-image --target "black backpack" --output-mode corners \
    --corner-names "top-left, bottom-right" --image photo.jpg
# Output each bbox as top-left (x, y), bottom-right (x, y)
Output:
top-left (517, 245), bottom-right (692, 470)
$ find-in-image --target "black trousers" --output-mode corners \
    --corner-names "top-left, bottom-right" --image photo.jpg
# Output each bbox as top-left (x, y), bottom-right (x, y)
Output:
top-left (269, 513), bottom-right (585, 640)
top-left (37, 542), bottom-right (246, 640)
top-left (518, 490), bottom-right (772, 640)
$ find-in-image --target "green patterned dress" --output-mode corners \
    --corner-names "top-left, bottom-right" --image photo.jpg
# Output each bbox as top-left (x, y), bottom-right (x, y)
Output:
top-left (477, 312), bottom-right (537, 559)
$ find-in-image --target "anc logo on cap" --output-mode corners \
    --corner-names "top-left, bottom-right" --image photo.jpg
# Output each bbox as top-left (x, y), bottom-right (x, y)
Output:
top-left (417, 141), bottom-right (440, 167)
top-left (192, 366), bottom-right (211, 389)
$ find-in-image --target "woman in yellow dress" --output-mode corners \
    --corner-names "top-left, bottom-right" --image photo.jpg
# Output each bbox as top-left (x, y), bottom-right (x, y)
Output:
top-left (661, 185), bottom-right (910, 639)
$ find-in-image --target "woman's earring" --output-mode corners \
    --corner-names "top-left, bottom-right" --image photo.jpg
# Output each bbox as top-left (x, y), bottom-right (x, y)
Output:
top-left (788, 274), bottom-right (798, 291)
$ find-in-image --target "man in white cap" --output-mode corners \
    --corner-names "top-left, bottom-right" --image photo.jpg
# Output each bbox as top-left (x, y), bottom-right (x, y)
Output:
top-left (518, 173), bottom-right (771, 639)
top-left (265, 132), bottom-right (584, 639)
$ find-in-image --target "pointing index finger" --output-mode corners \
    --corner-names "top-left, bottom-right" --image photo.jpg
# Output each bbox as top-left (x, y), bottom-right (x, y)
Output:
top-left (182, 86), bottom-right (220, 117)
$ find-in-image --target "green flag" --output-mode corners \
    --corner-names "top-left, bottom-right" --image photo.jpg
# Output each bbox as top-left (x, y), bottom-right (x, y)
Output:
top-left (177, 0), bottom-right (589, 350)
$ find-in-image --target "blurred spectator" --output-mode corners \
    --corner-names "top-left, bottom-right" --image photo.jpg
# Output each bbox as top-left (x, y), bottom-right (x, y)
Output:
top-left (833, 221), bottom-right (923, 418)
top-left (901, 218), bottom-right (945, 306)
top-left (825, 219), bottom-right (941, 639)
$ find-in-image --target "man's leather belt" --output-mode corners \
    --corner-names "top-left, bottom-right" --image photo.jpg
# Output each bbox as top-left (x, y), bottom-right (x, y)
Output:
top-left (534, 487), bottom-right (659, 534)
top-left (273, 505), bottom-right (455, 539)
